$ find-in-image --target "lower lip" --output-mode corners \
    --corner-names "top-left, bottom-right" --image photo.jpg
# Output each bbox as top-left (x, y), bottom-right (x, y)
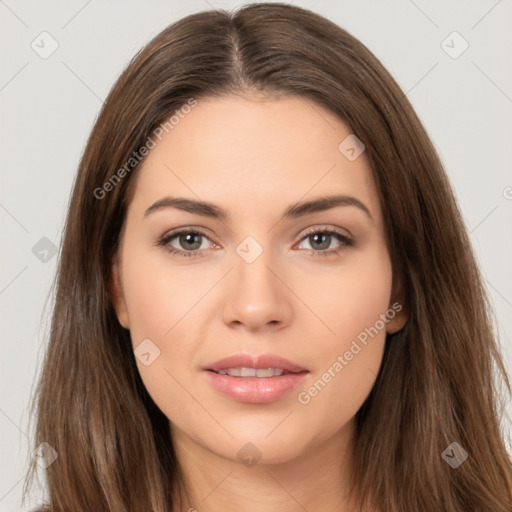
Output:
top-left (204, 370), bottom-right (309, 404)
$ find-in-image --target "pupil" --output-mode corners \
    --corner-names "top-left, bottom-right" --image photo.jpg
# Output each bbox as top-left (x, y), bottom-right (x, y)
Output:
top-left (311, 233), bottom-right (330, 250)
top-left (181, 233), bottom-right (201, 250)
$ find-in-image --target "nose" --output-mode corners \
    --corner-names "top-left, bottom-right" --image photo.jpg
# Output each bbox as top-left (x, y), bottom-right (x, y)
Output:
top-left (221, 247), bottom-right (293, 332)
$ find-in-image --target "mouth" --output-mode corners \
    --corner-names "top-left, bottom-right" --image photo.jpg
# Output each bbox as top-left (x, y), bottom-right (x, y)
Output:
top-left (204, 353), bottom-right (308, 374)
top-left (207, 367), bottom-right (306, 378)
top-left (203, 353), bottom-right (309, 403)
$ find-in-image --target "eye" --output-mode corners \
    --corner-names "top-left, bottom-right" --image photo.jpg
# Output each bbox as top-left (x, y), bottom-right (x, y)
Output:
top-left (156, 229), bottom-right (214, 258)
top-left (156, 226), bottom-right (354, 259)
top-left (295, 227), bottom-right (353, 256)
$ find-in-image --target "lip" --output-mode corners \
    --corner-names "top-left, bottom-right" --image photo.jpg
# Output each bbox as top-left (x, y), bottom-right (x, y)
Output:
top-left (203, 353), bottom-right (309, 404)
top-left (204, 353), bottom-right (308, 374)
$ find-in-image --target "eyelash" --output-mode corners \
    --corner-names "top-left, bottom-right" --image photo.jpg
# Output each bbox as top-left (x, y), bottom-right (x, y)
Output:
top-left (156, 227), bottom-right (354, 259)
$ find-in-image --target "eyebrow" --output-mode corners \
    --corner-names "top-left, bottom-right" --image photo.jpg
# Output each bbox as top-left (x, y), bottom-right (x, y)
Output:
top-left (144, 194), bottom-right (373, 222)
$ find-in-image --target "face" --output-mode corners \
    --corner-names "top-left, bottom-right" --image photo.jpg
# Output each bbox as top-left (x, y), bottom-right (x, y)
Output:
top-left (111, 94), bottom-right (406, 466)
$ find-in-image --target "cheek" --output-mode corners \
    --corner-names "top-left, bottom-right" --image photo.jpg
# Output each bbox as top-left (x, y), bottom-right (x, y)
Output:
top-left (295, 312), bottom-right (388, 438)
top-left (120, 243), bottom-right (212, 421)
top-left (293, 245), bottom-right (392, 423)
top-left (292, 242), bottom-right (393, 342)
top-left (121, 244), bottom-right (203, 343)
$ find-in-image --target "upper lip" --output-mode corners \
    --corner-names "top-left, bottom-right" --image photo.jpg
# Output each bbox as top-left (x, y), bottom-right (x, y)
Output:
top-left (204, 353), bottom-right (309, 373)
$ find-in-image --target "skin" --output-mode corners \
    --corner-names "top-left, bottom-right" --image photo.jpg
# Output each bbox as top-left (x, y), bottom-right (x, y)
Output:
top-left (110, 94), bottom-right (407, 512)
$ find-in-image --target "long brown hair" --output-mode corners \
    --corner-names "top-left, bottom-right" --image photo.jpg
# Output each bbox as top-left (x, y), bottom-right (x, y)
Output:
top-left (24, 3), bottom-right (512, 511)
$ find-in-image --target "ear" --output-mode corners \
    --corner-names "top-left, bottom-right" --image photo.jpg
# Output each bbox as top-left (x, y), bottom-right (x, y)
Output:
top-left (109, 253), bottom-right (130, 329)
top-left (386, 274), bottom-right (408, 334)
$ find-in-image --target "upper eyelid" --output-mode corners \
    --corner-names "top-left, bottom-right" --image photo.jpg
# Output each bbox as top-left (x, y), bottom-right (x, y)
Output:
top-left (299, 225), bottom-right (352, 239)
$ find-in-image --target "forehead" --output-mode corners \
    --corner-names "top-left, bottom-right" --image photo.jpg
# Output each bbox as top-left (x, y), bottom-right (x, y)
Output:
top-left (127, 94), bottom-right (382, 224)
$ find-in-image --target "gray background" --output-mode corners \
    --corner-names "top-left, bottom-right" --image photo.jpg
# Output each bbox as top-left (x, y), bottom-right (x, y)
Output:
top-left (1, 1), bottom-right (511, 510)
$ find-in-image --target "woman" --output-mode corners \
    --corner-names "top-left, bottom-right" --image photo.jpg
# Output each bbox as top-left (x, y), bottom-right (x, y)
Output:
top-left (25, 3), bottom-right (512, 511)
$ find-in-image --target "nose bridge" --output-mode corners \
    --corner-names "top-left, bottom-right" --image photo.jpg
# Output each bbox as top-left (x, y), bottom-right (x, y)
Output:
top-left (233, 238), bottom-right (280, 303)
top-left (235, 240), bottom-right (274, 290)
top-left (221, 235), bottom-right (292, 329)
